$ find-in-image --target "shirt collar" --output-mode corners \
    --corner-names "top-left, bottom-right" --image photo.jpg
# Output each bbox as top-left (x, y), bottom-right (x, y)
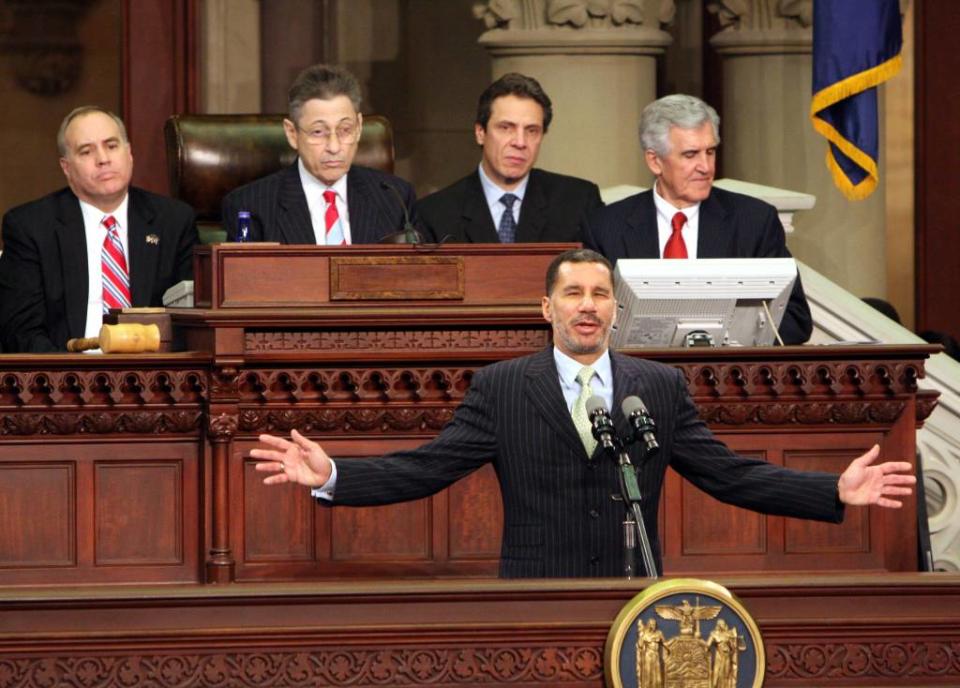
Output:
top-left (652, 179), bottom-right (701, 225)
top-left (299, 157), bottom-right (349, 201)
top-left (478, 162), bottom-right (529, 209)
top-left (553, 346), bottom-right (612, 389)
top-left (78, 194), bottom-right (129, 232)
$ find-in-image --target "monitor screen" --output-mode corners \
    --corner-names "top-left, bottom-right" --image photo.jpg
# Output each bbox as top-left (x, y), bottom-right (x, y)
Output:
top-left (610, 258), bottom-right (797, 348)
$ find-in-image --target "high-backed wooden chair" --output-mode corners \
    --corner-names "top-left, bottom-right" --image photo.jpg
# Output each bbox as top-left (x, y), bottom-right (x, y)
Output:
top-left (164, 114), bottom-right (395, 243)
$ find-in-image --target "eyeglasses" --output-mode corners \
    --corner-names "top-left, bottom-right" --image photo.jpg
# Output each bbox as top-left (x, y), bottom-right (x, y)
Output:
top-left (297, 121), bottom-right (360, 146)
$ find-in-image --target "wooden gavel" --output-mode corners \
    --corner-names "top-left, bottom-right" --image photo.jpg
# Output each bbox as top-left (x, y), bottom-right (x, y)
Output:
top-left (66, 323), bottom-right (161, 353)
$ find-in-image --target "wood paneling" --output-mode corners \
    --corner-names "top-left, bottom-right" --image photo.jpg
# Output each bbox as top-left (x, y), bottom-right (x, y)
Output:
top-left (0, 463), bottom-right (74, 567)
top-left (914, 1), bottom-right (960, 339)
top-left (122, 0), bottom-right (198, 195)
top-left (447, 465), bottom-right (503, 560)
top-left (1, 575), bottom-right (958, 687)
top-left (94, 461), bottom-right (183, 565)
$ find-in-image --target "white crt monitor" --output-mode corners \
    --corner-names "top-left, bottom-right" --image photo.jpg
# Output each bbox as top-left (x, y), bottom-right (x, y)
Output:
top-left (610, 258), bottom-right (797, 348)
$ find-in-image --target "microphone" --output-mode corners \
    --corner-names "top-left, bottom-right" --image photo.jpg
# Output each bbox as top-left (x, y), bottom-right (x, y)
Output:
top-left (622, 396), bottom-right (659, 456)
top-left (585, 395), bottom-right (619, 452)
top-left (378, 181), bottom-right (424, 244)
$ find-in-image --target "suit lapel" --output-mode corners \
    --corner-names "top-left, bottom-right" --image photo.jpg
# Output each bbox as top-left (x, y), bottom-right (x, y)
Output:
top-left (623, 191), bottom-right (660, 260)
top-left (127, 189), bottom-right (156, 305)
top-left (515, 171), bottom-right (548, 243)
top-left (347, 168), bottom-right (381, 244)
top-left (610, 352), bottom-right (642, 442)
top-left (54, 192), bottom-right (88, 339)
top-left (524, 348), bottom-right (591, 456)
top-left (695, 191), bottom-right (729, 258)
top-left (461, 172), bottom-right (501, 243)
top-left (277, 164), bottom-right (316, 244)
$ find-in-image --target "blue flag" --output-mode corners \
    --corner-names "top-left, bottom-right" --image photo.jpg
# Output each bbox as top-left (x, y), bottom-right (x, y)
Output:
top-left (811, 0), bottom-right (902, 200)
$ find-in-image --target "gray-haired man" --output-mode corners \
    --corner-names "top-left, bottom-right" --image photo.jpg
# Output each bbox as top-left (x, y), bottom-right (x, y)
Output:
top-left (582, 94), bottom-right (813, 344)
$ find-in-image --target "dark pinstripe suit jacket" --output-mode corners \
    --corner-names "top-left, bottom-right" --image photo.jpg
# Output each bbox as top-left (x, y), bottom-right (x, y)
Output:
top-left (330, 347), bottom-right (843, 578)
top-left (221, 162), bottom-right (417, 244)
top-left (582, 187), bottom-right (813, 345)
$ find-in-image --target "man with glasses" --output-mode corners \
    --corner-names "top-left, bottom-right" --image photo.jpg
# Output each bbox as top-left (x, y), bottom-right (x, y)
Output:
top-left (222, 64), bottom-right (417, 244)
top-left (417, 73), bottom-right (603, 245)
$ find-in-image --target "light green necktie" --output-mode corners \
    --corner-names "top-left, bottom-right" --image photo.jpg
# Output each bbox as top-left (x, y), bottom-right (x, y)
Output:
top-left (571, 365), bottom-right (597, 455)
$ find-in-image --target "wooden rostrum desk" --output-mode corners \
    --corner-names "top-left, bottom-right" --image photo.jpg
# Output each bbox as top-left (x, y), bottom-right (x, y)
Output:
top-left (0, 244), bottom-right (939, 586)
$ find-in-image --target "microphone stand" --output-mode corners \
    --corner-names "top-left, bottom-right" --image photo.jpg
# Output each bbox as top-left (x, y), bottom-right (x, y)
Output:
top-left (598, 436), bottom-right (659, 580)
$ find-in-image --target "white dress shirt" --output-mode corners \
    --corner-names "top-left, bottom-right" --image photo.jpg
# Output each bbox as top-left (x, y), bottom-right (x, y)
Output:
top-left (299, 158), bottom-right (352, 245)
top-left (653, 181), bottom-right (701, 258)
top-left (80, 195), bottom-right (130, 340)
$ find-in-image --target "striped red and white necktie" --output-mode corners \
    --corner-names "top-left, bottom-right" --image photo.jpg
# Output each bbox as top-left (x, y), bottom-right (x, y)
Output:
top-left (101, 215), bottom-right (131, 312)
top-left (323, 190), bottom-right (346, 245)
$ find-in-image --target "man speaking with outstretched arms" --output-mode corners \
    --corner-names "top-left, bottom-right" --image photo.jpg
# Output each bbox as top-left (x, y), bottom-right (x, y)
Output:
top-left (252, 248), bottom-right (914, 578)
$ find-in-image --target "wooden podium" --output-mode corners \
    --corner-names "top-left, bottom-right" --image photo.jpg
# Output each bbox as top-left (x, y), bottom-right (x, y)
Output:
top-left (0, 244), bottom-right (939, 586)
top-left (0, 244), bottom-right (953, 688)
top-left (178, 244), bottom-right (935, 583)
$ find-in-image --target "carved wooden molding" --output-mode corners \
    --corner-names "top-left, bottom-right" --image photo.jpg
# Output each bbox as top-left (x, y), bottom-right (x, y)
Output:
top-left (0, 367), bottom-right (206, 437)
top-left (766, 640), bottom-right (960, 680)
top-left (681, 360), bottom-right (924, 400)
top-left (0, 368), bottom-right (206, 407)
top-left (3, 639), bottom-right (960, 686)
top-left (238, 407), bottom-right (456, 435)
top-left (0, 645), bottom-right (602, 686)
top-left (698, 400), bottom-right (907, 426)
top-left (0, 410), bottom-right (202, 436)
top-left (208, 412), bottom-right (238, 440)
top-left (244, 329), bottom-right (550, 354)
top-left (237, 368), bottom-right (474, 404)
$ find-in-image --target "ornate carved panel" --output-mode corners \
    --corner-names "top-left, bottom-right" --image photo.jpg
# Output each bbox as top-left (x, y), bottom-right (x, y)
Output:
top-left (244, 329), bottom-right (549, 354)
top-left (0, 367), bottom-right (205, 437)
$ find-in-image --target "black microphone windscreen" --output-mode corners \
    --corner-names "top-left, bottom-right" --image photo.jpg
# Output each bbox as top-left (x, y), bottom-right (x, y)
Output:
top-left (585, 395), bottom-right (608, 417)
top-left (622, 395), bottom-right (648, 416)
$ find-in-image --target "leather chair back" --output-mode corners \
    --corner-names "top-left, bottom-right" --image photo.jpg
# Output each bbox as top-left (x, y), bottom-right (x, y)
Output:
top-left (164, 114), bottom-right (394, 240)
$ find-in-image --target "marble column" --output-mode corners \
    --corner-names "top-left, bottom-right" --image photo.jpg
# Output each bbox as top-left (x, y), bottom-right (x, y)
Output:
top-left (474, 0), bottom-right (675, 188)
top-left (708, 0), bottom-right (887, 300)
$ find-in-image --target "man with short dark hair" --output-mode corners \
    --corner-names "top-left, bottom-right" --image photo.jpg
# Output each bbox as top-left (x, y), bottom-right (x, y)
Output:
top-left (221, 63), bottom-right (416, 244)
top-left (0, 106), bottom-right (198, 353)
top-left (250, 248), bottom-right (914, 578)
top-left (583, 94), bottom-right (813, 344)
top-left (418, 73), bottom-right (603, 244)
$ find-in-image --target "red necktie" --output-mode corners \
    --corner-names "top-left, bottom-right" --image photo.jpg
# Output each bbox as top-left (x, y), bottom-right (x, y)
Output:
top-left (664, 211), bottom-right (688, 259)
top-left (101, 215), bottom-right (131, 312)
top-left (323, 190), bottom-right (346, 245)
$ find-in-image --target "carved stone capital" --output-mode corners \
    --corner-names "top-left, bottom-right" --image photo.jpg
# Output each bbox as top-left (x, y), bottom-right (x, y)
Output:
top-left (475, 0), bottom-right (674, 56)
top-left (707, 0), bottom-right (813, 55)
top-left (475, 0), bottom-right (675, 30)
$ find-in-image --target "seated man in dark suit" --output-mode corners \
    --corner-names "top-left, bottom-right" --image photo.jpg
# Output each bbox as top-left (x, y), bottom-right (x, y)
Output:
top-left (221, 64), bottom-right (416, 244)
top-left (0, 106), bottom-right (198, 353)
top-left (418, 73), bottom-right (603, 244)
top-left (582, 94), bottom-right (813, 344)
top-left (250, 249), bottom-right (914, 578)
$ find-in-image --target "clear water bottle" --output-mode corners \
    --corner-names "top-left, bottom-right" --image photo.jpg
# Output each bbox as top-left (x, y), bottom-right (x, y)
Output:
top-left (236, 210), bottom-right (252, 242)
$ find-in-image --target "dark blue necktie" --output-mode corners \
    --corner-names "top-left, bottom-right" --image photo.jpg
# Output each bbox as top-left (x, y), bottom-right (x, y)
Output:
top-left (498, 193), bottom-right (518, 243)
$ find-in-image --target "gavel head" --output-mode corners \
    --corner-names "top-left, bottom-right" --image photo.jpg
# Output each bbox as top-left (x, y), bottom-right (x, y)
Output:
top-left (99, 323), bottom-right (161, 353)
